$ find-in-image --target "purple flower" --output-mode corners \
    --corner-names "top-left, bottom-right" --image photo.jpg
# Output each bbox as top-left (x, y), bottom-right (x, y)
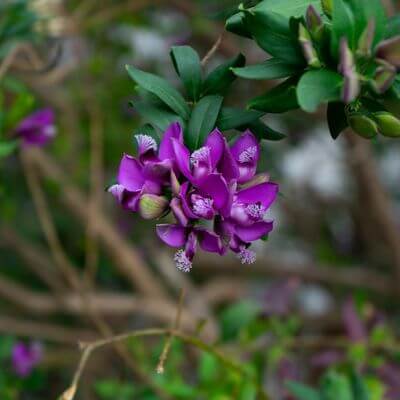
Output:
top-left (12, 342), bottom-right (43, 377)
top-left (110, 122), bottom-right (279, 271)
top-left (15, 108), bottom-right (56, 147)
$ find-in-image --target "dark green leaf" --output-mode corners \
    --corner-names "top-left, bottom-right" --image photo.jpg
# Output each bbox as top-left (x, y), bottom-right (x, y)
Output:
top-left (248, 78), bottom-right (299, 113)
top-left (126, 65), bottom-right (190, 120)
top-left (327, 102), bottom-right (348, 139)
top-left (251, 0), bottom-right (322, 18)
top-left (216, 107), bottom-right (263, 130)
top-left (131, 101), bottom-right (182, 132)
top-left (248, 120), bottom-right (287, 141)
top-left (232, 58), bottom-right (300, 80)
top-left (170, 46), bottom-right (202, 101)
top-left (286, 381), bottom-right (321, 400)
top-left (297, 70), bottom-right (343, 112)
top-left (243, 10), bottom-right (304, 65)
top-left (202, 53), bottom-right (245, 96)
top-left (225, 12), bottom-right (252, 38)
top-left (187, 95), bottom-right (223, 150)
top-left (331, 0), bottom-right (355, 55)
top-left (350, 371), bottom-right (370, 400)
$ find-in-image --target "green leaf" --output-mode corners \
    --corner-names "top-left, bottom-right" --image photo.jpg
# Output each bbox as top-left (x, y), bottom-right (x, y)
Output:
top-left (248, 120), bottom-right (287, 141)
top-left (248, 78), bottom-right (299, 113)
top-left (216, 107), bottom-right (263, 130)
top-left (186, 95), bottom-right (223, 150)
top-left (170, 46), bottom-right (202, 101)
top-left (131, 101), bottom-right (182, 132)
top-left (386, 15), bottom-right (400, 38)
top-left (331, 0), bottom-right (355, 55)
top-left (350, 371), bottom-right (370, 400)
top-left (346, 0), bottom-right (386, 47)
top-left (0, 140), bottom-right (18, 159)
top-left (321, 371), bottom-right (353, 400)
top-left (327, 102), bottom-right (348, 139)
top-left (232, 58), bottom-right (300, 80)
top-left (225, 12), bottom-right (252, 38)
top-left (297, 70), bottom-right (343, 112)
top-left (286, 381), bottom-right (321, 400)
top-left (251, 0), bottom-right (322, 18)
top-left (243, 10), bottom-right (304, 65)
top-left (126, 65), bottom-right (190, 120)
top-left (202, 53), bottom-right (245, 96)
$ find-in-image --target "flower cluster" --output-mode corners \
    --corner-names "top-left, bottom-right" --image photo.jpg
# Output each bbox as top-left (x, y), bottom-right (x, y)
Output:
top-left (11, 341), bottom-right (43, 377)
top-left (109, 122), bottom-right (278, 272)
top-left (14, 108), bottom-right (56, 147)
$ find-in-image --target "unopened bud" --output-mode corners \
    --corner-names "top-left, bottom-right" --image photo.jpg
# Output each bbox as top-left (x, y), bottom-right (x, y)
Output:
top-left (139, 194), bottom-right (169, 220)
top-left (321, 0), bottom-right (333, 17)
top-left (170, 171), bottom-right (180, 197)
top-left (299, 23), bottom-right (321, 68)
top-left (357, 19), bottom-right (376, 57)
top-left (374, 112), bottom-right (400, 138)
top-left (306, 5), bottom-right (324, 40)
top-left (339, 38), bottom-right (360, 103)
top-left (372, 60), bottom-right (396, 94)
top-left (376, 36), bottom-right (400, 68)
top-left (348, 113), bottom-right (379, 139)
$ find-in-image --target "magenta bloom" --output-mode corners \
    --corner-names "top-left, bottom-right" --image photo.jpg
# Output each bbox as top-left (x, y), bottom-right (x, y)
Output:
top-left (15, 108), bottom-right (56, 147)
top-left (110, 122), bottom-right (279, 271)
top-left (11, 342), bottom-right (43, 377)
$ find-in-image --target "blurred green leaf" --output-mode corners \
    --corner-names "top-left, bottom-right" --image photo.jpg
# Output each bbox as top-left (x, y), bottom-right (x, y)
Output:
top-left (225, 12), bottom-right (252, 38)
top-left (170, 46), bottom-right (202, 101)
top-left (0, 140), bottom-right (18, 159)
top-left (331, 0), bottom-right (355, 55)
top-left (321, 371), bottom-right (353, 400)
top-left (286, 381), bottom-right (321, 400)
top-left (95, 380), bottom-right (136, 400)
top-left (247, 120), bottom-right (287, 141)
top-left (350, 371), bottom-right (370, 400)
top-left (327, 102), bottom-right (348, 139)
top-left (251, 0), bottom-right (322, 18)
top-left (386, 15), bottom-right (400, 38)
top-left (216, 107), bottom-right (263, 130)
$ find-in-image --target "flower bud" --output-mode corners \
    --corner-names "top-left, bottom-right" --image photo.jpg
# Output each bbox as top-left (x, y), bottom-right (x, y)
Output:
top-left (298, 23), bottom-right (321, 68)
top-left (139, 194), bottom-right (169, 220)
top-left (339, 39), bottom-right (360, 103)
top-left (170, 171), bottom-right (180, 196)
top-left (372, 60), bottom-right (396, 94)
top-left (376, 36), bottom-right (400, 68)
top-left (348, 113), bottom-right (379, 139)
top-left (357, 20), bottom-right (375, 57)
top-left (374, 112), bottom-right (400, 138)
top-left (306, 5), bottom-right (324, 40)
top-left (321, 0), bottom-right (333, 17)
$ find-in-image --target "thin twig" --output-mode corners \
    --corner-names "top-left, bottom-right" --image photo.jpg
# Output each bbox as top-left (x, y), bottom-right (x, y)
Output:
top-left (201, 34), bottom-right (223, 67)
top-left (156, 288), bottom-right (185, 374)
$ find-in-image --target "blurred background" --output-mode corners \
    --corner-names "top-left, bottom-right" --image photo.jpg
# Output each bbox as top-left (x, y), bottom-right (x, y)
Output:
top-left (1, 0), bottom-right (400, 399)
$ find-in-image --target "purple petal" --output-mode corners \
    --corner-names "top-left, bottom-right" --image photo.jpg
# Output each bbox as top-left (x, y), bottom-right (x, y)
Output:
top-left (117, 154), bottom-right (145, 191)
top-left (171, 138), bottom-right (193, 180)
top-left (108, 184), bottom-right (141, 211)
top-left (170, 198), bottom-right (189, 226)
top-left (159, 122), bottom-right (183, 161)
top-left (179, 182), bottom-right (198, 219)
top-left (196, 173), bottom-right (229, 210)
top-left (342, 298), bottom-right (367, 342)
top-left (142, 159), bottom-right (172, 183)
top-left (236, 182), bottom-right (279, 209)
top-left (196, 228), bottom-right (224, 255)
top-left (135, 134), bottom-right (158, 160)
top-left (230, 130), bottom-right (260, 163)
top-left (235, 221), bottom-right (274, 242)
top-left (219, 139), bottom-right (240, 182)
top-left (156, 224), bottom-right (187, 248)
top-left (185, 230), bottom-right (197, 260)
top-left (204, 128), bottom-right (224, 169)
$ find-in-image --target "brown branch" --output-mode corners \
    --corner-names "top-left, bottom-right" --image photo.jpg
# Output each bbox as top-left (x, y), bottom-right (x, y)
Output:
top-left (0, 315), bottom-right (96, 344)
top-left (196, 254), bottom-right (397, 296)
top-left (24, 147), bottom-right (168, 298)
top-left (201, 34), bottom-right (223, 67)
